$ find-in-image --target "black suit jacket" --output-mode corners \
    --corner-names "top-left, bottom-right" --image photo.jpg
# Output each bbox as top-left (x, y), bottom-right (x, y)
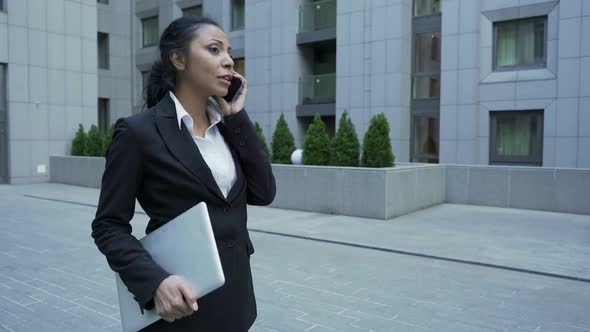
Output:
top-left (91, 93), bottom-right (276, 331)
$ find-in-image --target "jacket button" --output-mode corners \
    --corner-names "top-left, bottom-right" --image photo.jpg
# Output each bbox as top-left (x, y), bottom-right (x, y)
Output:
top-left (234, 128), bottom-right (241, 134)
top-left (227, 240), bottom-right (235, 248)
top-left (239, 140), bottom-right (246, 146)
top-left (223, 207), bottom-right (231, 215)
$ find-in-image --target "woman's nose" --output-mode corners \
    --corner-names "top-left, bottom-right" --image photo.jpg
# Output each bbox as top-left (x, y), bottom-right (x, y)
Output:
top-left (222, 55), bottom-right (234, 70)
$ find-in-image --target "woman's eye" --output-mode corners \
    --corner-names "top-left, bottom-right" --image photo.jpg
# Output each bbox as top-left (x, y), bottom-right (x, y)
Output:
top-left (209, 47), bottom-right (219, 55)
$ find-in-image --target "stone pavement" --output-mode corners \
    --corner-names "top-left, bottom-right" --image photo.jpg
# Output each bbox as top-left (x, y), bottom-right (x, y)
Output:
top-left (0, 183), bottom-right (589, 331)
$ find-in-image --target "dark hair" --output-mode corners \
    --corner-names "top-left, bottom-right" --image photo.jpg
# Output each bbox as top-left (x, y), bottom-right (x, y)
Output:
top-left (143, 16), bottom-right (222, 109)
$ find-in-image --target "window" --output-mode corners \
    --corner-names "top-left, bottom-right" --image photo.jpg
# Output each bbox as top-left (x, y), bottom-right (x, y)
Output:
top-left (231, 0), bottom-right (245, 31)
top-left (98, 98), bottom-right (110, 135)
top-left (183, 5), bottom-right (203, 17)
top-left (142, 16), bottom-right (159, 48)
top-left (97, 32), bottom-right (109, 69)
top-left (234, 58), bottom-right (245, 76)
top-left (490, 110), bottom-right (543, 166)
top-left (414, 0), bottom-right (440, 16)
top-left (413, 32), bottom-right (441, 99)
top-left (494, 16), bottom-right (546, 71)
top-left (0, 0), bottom-right (5, 12)
top-left (97, 0), bottom-right (109, 4)
top-left (413, 115), bottom-right (439, 163)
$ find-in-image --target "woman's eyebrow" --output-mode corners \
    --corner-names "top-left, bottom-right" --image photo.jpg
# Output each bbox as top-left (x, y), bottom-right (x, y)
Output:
top-left (208, 38), bottom-right (232, 52)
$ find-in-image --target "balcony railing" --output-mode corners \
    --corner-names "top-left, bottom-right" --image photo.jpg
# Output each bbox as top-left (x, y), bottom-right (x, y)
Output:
top-left (299, 73), bottom-right (336, 105)
top-left (299, 0), bottom-right (336, 33)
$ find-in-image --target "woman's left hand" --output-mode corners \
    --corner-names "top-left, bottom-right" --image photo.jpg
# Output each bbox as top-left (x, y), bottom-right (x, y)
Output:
top-left (214, 71), bottom-right (248, 117)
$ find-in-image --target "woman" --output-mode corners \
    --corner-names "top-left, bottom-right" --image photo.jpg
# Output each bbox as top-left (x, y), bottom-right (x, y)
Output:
top-left (91, 16), bottom-right (276, 331)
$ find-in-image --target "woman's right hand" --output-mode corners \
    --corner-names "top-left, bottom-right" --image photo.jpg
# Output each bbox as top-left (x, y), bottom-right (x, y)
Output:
top-left (154, 275), bottom-right (199, 323)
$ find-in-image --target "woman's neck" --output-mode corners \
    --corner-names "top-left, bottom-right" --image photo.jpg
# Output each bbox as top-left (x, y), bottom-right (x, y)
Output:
top-left (174, 83), bottom-right (211, 137)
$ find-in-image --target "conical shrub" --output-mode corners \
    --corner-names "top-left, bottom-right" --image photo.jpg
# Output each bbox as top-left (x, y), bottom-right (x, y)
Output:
top-left (302, 113), bottom-right (331, 165)
top-left (103, 122), bottom-right (115, 156)
top-left (331, 110), bottom-right (360, 166)
top-left (361, 113), bottom-right (395, 167)
top-left (71, 124), bottom-right (87, 156)
top-left (271, 113), bottom-right (296, 164)
top-left (254, 121), bottom-right (271, 160)
top-left (85, 124), bottom-right (105, 157)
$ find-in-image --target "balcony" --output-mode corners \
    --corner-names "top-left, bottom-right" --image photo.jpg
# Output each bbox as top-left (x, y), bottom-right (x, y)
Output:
top-left (297, 0), bottom-right (336, 46)
top-left (297, 73), bottom-right (336, 117)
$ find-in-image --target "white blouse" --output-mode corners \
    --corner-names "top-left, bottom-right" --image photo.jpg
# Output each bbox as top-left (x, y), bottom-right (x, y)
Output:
top-left (169, 91), bottom-right (237, 198)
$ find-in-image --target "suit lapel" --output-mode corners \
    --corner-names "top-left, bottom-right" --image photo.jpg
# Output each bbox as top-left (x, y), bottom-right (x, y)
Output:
top-left (217, 121), bottom-right (245, 204)
top-left (153, 93), bottom-right (228, 203)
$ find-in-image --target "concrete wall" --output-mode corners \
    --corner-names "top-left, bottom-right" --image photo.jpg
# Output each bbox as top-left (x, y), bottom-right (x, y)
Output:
top-left (49, 156), bottom-right (590, 218)
top-left (97, 0), bottom-right (132, 122)
top-left (446, 164), bottom-right (590, 215)
top-left (1, 0), bottom-right (98, 184)
top-left (337, 0), bottom-right (413, 163)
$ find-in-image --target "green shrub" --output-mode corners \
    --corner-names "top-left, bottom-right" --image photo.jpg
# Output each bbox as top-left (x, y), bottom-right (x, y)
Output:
top-left (71, 124), bottom-right (87, 156)
top-left (254, 121), bottom-right (271, 160)
top-left (302, 113), bottom-right (331, 165)
top-left (361, 113), bottom-right (395, 167)
top-left (85, 124), bottom-right (105, 157)
top-left (271, 113), bottom-right (296, 164)
top-left (103, 123), bottom-right (115, 156)
top-left (331, 110), bottom-right (360, 167)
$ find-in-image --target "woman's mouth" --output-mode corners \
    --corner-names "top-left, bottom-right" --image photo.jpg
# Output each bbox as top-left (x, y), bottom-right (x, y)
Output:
top-left (217, 75), bottom-right (232, 87)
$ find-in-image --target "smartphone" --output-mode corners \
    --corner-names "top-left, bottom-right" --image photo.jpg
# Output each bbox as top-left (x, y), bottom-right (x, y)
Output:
top-left (223, 76), bottom-right (243, 103)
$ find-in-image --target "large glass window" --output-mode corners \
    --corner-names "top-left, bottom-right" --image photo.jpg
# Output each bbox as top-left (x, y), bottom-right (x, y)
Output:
top-left (413, 32), bottom-right (441, 99)
top-left (494, 17), bottom-right (546, 71)
top-left (98, 98), bottom-right (110, 135)
top-left (183, 5), bottom-right (202, 17)
top-left (231, 0), bottom-right (245, 31)
top-left (97, 32), bottom-right (109, 69)
top-left (490, 110), bottom-right (543, 166)
top-left (413, 115), bottom-right (439, 163)
top-left (142, 16), bottom-right (159, 48)
top-left (414, 0), bottom-right (440, 16)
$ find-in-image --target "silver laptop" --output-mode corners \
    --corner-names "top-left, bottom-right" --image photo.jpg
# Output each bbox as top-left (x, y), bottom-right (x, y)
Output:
top-left (115, 202), bottom-right (225, 332)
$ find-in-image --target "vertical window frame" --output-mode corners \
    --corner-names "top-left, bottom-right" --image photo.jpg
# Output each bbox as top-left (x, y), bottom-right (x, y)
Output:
top-left (97, 32), bottom-right (110, 70)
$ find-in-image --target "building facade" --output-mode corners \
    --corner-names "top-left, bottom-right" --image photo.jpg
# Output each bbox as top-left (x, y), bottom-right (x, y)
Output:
top-left (0, 0), bottom-right (588, 184)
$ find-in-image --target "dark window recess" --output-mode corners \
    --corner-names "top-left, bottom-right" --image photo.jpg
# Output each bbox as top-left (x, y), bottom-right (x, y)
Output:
top-left (234, 58), bottom-right (245, 76)
top-left (183, 5), bottom-right (203, 17)
top-left (97, 32), bottom-right (109, 69)
top-left (494, 16), bottom-right (546, 71)
top-left (413, 115), bottom-right (439, 163)
top-left (413, 32), bottom-right (441, 99)
top-left (97, 0), bottom-right (109, 4)
top-left (141, 71), bottom-right (150, 95)
top-left (490, 110), bottom-right (543, 166)
top-left (142, 16), bottom-right (159, 48)
top-left (0, 0), bottom-right (5, 12)
top-left (414, 0), bottom-right (440, 16)
top-left (232, 0), bottom-right (245, 31)
top-left (98, 98), bottom-right (110, 135)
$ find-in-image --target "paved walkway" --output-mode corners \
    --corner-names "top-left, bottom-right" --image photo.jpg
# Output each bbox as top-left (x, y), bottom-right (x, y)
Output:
top-left (0, 183), bottom-right (589, 331)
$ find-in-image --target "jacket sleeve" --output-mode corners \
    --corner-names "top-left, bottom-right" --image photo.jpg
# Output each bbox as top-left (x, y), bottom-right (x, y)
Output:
top-left (91, 117), bottom-right (171, 315)
top-left (223, 109), bottom-right (276, 206)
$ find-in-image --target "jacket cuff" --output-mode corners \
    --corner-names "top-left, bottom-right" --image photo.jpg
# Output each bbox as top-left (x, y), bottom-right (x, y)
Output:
top-left (134, 269), bottom-right (172, 315)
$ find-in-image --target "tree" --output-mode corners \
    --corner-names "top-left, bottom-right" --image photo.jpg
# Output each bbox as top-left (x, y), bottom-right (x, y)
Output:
top-left (331, 110), bottom-right (360, 167)
top-left (85, 124), bottom-right (105, 157)
top-left (71, 124), bottom-right (87, 156)
top-left (361, 113), bottom-right (395, 167)
top-left (302, 113), bottom-right (331, 165)
top-left (254, 121), bottom-right (270, 160)
top-left (271, 113), bottom-right (296, 164)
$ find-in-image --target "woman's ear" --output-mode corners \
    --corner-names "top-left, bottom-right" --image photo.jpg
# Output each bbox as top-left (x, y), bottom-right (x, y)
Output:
top-left (170, 52), bottom-right (186, 71)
